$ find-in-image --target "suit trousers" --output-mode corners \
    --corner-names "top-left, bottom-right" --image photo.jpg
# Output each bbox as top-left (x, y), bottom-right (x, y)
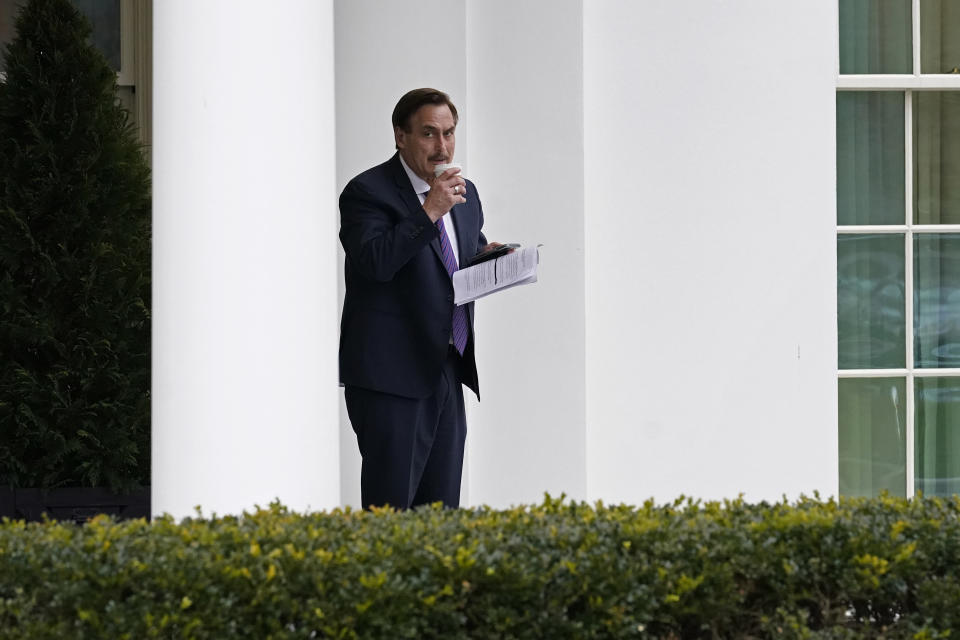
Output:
top-left (344, 347), bottom-right (467, 510)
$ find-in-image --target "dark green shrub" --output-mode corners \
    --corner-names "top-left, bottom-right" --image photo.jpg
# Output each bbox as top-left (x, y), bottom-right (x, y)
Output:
top-left (0, 0), bottom-right (151, 490)
top-left (0, 495), bottom-right (958, 639)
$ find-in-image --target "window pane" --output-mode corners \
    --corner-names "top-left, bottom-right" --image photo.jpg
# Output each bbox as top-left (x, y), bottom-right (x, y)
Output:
top-left (915, 377), bottom-right (960, 496)
top-left (914, 93), bottom-right (960, 224)
top-left (838, 92), bottom-right (905, 225)
top-left (914, 234), bottom-right (960, 366)
top-left (0, 1), bottom-right (120, 74)
top-left (839, 0), bottom-right (912, 74)
top-left (72, 0), bottom-right (120, 72)
top-left (839, 377), bottom-right (907, 497)
top-left (838, 234), bottom-right (906, 369)
top-left (921, 0), bottom-right (960, 74)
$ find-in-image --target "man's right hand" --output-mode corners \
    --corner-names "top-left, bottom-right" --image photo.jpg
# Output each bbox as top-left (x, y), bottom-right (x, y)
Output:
top-left (423, 168), bottom-right (467, 222)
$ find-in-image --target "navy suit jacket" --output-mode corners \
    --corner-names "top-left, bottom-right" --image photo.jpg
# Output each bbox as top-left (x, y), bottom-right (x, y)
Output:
top-left (339, 153), bottom-right (487, 399)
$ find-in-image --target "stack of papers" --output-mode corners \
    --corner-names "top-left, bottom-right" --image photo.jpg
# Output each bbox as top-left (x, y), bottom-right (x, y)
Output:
top-left (453, 245), bottom-right (540, 305)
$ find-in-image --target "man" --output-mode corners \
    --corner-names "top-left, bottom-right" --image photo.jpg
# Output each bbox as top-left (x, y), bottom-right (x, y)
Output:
top-left (339, 88), bottom-right (496, 509)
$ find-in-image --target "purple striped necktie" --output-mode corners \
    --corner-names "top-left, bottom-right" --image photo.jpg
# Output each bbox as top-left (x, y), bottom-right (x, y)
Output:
top-left (436, 216), bottom-right (469, 355)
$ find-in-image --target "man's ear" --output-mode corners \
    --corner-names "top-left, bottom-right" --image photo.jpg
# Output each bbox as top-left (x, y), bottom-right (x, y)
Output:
top-left (394, 127), bottom-right (406, 150)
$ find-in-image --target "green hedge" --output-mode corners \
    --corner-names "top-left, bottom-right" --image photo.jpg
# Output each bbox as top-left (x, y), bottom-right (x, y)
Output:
top-left (1, 495), bottom-right (959, 639)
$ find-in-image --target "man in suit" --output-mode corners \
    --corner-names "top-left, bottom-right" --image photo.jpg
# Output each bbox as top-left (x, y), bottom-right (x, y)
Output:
top-left (339, 88), bottom-right (496, 509)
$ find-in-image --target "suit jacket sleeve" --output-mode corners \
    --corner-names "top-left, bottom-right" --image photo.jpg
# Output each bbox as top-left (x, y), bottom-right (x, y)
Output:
top-left (339, 179), bottom-right (437, 283)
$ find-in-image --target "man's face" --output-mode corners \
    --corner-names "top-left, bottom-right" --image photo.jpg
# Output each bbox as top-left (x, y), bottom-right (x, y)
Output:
top-left (395, 104), bottom-right (456, 183)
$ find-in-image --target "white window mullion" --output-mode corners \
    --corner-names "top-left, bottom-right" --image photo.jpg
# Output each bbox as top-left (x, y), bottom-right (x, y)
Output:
top-left (839, 368), bottom-right (960, 378)
top-left (837, 76), bottom-right (960, 90)
top-left (839, 225), bottom-right (960, 234)
top-left (907, 367), bottom-right (915, 496)
top-left (837, 224), bottom-right (907, 234)
top-left (905, 86), bottom-right (916, 497)
top-left (914, 368), bottom-right (960, 377)
top-left (838, 369), bottom-right (909, 378)
top-left (913, 0), bottom-right (922, 76)
top-left (837, 368), bottom-right (960, 378)
top-left (913, 225), bottom-right (960, 232)
top-left (837, 225), bottom-right (907, 234)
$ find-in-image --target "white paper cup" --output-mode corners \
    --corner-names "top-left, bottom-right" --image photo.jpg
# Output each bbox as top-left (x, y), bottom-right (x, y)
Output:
top-left (433, 163), bottom-right (462, 177)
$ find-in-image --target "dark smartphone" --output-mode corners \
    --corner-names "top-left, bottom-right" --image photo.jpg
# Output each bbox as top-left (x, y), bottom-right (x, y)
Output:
top-left (467, 243), bottom-right (520, 267)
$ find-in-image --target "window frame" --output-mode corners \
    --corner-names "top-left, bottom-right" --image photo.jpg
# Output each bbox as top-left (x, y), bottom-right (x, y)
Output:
top-left (838, 0), bottom-right (960, 497)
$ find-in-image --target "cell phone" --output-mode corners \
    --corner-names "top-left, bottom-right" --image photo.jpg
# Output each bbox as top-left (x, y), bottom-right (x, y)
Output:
top-left (467, 243), bottom-right (521, 267)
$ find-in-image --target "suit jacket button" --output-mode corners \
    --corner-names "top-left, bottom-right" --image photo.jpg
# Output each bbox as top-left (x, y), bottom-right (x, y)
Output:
top-left (447, 294), bottom-right (453, 302)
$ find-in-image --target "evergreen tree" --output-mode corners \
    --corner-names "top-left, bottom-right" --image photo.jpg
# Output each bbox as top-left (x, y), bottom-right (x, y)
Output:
top-left (0, 0), bottom-right (151, 490)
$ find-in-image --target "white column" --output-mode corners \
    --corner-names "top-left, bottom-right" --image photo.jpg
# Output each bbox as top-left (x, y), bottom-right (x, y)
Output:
top-left (153, 0), bottom-right (339, 518)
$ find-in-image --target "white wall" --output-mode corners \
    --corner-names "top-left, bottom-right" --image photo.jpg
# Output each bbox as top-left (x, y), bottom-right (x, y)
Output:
top-left (332, 0), bottom-right (840, 508)
top-left (582, 1), bottom-right (839, 503)
top-left (465, 0), bottom-right (587, 506)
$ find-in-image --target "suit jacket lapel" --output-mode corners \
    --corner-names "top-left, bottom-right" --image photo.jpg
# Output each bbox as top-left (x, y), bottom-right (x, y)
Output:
top-left (429, 221), bottom-right (445, 266)
top-left (388, 154), bottom-right (445, 265)
top-left (450, 205), bottom-right (471, 266)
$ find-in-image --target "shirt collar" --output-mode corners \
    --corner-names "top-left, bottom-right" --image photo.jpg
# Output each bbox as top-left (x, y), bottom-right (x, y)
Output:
top-left (398, 153), bottom-right (431, 196)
